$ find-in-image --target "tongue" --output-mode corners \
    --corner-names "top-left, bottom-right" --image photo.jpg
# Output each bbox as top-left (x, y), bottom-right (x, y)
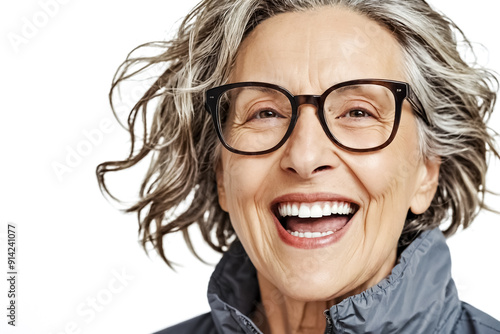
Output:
top-left (286, 215), bottom-right (350, 233)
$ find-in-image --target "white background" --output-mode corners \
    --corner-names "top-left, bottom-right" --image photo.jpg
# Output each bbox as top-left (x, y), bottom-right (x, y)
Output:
top-left (1, 1), bottom-right (499, 333)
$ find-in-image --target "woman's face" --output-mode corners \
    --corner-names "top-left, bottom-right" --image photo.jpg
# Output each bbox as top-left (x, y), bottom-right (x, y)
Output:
top-left (216, 7), bottom-right (439, 302)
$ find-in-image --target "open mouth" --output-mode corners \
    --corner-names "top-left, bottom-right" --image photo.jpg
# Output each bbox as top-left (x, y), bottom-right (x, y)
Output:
top-left (272, 201), bottom-right (359, 238)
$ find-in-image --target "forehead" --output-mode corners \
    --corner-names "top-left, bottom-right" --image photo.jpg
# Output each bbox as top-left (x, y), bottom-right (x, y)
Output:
top-left (230, 6), bottom-right (406, 93)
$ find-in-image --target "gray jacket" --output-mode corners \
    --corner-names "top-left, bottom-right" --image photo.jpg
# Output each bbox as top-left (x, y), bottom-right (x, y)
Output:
top-left (157, 228), bottom-right (500, 333)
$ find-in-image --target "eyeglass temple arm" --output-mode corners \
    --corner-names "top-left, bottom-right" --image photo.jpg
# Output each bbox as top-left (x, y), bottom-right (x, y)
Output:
top-left (407, 86), bottom-right (431, 126)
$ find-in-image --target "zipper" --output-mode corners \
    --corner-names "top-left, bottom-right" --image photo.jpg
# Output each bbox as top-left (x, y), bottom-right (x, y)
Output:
top-left (240, 315), bottom-right (261, 334)
top-left (324, 309), bottom-right (334, 334)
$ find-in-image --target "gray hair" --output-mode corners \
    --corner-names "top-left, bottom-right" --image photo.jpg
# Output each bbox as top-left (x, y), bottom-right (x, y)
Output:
top-left (97, 0), bottom-right (498, 266)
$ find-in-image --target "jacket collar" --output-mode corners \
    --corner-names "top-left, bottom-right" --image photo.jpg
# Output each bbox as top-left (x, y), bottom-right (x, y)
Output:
top-left (207, 228), bottom-right (461, 334)
top-left (207, 241), bottom-right (261, 333)
top-left (327, 228), bottom-right (462, 333)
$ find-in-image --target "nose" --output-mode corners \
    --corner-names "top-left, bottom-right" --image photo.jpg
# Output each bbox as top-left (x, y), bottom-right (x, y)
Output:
top-left (279, 104), bottom-right (341, 179)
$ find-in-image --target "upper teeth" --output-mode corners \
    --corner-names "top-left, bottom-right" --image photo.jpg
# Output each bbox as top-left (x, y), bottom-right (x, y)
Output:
top-left (278, 201), bottom-right (354, 218)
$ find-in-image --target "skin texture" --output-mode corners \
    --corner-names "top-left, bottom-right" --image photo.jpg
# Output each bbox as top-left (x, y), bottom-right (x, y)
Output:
top-left (216, 7), bottom-right (440, 334)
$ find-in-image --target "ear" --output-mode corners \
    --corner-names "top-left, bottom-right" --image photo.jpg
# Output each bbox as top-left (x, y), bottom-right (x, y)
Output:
top-left (410, 157), bottom-right (441, 215)
top-left (216, 163), bottom-right (228, 212)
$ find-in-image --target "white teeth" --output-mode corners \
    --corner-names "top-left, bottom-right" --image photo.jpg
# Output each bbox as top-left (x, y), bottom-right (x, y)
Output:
top-left (298, 204), bottom-right (310, 218)
top-left (339, 203), bottom-right (345, 214)
top-left (278, 201), bottom-right (356, 218)
top-left (287, 230), bottom-right (335, 238)
top-left (310, 204), bottom-right (323, 218)
top-left (322, 202), bottom-right (331, 216)
top-left (331, 202), bottom-right (338, 214)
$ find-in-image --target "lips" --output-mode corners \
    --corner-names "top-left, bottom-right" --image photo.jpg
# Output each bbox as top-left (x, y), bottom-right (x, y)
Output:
top-left (271, 194), bottom-right (359, 248)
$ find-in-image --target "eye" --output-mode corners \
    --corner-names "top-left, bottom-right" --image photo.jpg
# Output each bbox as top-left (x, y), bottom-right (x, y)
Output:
top-left (255, 109), bottom-right (280, 119)
top-left (343, 109), bottom-right (373, 118)
top-left (250, 108), bottom-right (284, 120)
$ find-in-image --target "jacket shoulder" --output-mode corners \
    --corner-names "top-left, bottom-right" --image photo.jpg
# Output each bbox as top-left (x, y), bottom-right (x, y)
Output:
top-left (453, 302), bottom-right (500, 333)
top-left (153, 312), bottom-right (217, 334)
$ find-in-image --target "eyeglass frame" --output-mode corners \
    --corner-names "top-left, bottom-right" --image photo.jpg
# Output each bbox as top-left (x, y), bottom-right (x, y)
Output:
top-left (205, 79), bottom-right (429, 155)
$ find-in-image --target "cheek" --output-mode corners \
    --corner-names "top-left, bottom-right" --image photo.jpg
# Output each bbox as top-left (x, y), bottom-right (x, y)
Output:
top-left (360, 154), bottom-right (418, 199)
top-left (345, 129), bottom-right (423, 246)
top-left (354, 122), bottom-right (422, 203)
top-left (220, 153), bottom-right (278, 255)
top-left (221, 155), bottom-right (268, 209)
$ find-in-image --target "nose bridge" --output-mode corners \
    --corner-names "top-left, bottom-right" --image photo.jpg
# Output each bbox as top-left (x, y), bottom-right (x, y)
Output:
top-left (291, 94), bottom-right (324, 140)
top-left (281, 94), bottom-right (338, 178)
top-left (292, 94), bottom-right (326, 139)
top-left (294, 94), bottom-right (321, 110)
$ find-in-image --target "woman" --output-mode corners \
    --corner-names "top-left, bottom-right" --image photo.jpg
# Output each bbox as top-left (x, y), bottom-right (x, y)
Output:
top-left (98, 0), bottom-right (500, 333)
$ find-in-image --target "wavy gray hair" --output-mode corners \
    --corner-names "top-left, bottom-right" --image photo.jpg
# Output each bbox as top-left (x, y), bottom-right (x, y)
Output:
top-left (97, 0), bottom-right (498, 266)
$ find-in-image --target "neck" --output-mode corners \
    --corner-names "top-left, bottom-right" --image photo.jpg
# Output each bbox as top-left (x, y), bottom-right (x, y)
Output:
top-left (254, 250), bottom-right (398, 334)
top-left (256, 272), bottom-right (334, 334)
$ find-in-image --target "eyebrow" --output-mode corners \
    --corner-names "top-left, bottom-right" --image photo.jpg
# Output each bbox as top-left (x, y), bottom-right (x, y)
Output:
top-left (335, 85), bottom-right (376, 93)
top-left (230, 86), bottom-right (284, 101)
top-left (334, 84), bottom-right (392, 99)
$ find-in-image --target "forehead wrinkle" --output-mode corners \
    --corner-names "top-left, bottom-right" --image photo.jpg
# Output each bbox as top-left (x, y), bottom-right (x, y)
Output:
top-left (301, 20), bottom-right (317, 95)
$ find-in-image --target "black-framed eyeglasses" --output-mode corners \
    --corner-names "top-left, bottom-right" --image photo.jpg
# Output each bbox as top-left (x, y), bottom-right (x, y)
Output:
top-left (205, 79), bottom-right (428, 155)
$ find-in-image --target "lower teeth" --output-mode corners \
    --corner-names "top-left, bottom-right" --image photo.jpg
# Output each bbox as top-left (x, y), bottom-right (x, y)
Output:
top-left (287, 230), bottom-right (335, 238)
